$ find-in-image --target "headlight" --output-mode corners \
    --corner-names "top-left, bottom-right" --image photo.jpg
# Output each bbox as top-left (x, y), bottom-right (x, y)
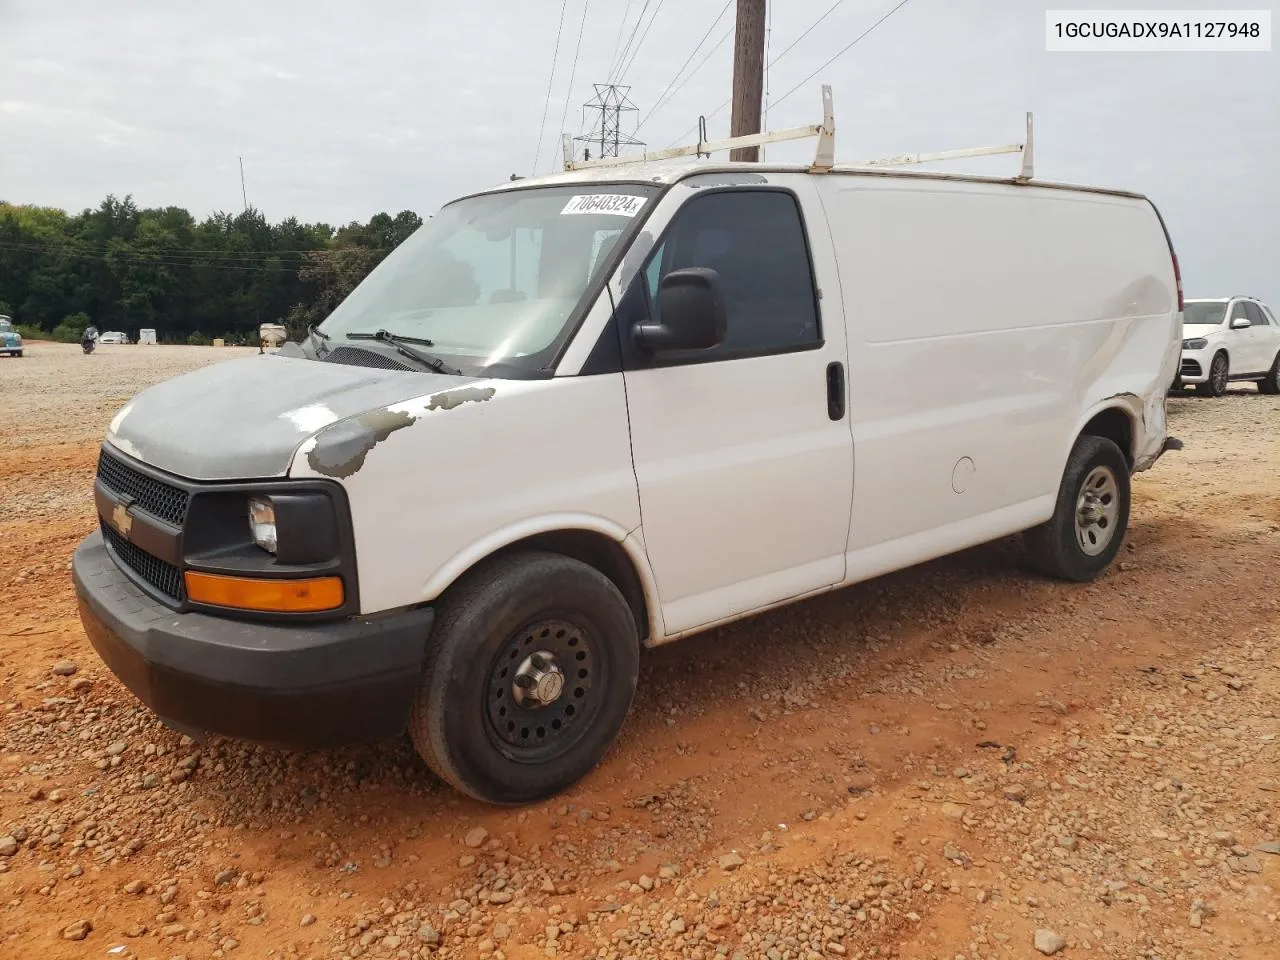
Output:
top-left (248, 496), bottom-right (277, 554)
top-left (1182, 338), bottom-right (1207, 350)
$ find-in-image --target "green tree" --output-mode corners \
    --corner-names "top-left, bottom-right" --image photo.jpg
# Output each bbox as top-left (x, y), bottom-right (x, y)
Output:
top-left (0, 196), bottom-right (414, 342)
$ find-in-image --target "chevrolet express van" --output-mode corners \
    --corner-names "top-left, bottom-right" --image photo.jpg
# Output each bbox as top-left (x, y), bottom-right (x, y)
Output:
top-left (73, 159), bottom-right (1183, 804)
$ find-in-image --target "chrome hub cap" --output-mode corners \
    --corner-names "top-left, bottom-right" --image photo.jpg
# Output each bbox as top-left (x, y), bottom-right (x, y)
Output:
top-left (512, 652), bottom-right (566, 707)
top-left (1075, 465), bottom-right (1119, 556)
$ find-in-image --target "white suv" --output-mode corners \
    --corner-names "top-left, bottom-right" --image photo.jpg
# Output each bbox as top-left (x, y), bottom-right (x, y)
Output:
top-left (1179, 297), bottom-right (1280, 396)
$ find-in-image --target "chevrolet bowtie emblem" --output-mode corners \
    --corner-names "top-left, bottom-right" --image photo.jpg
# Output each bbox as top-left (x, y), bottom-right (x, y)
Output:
top-left (111, 502), bottom-right (133, 539)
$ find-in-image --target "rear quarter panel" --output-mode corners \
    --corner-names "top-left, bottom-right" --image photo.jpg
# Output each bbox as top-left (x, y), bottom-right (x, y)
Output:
top-left (815, 174), bottom-right (1176, 555)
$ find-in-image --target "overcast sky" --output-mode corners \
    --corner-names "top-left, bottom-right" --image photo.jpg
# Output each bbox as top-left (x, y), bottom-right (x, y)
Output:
top-left (2, 0), bottom-right (1276, 304)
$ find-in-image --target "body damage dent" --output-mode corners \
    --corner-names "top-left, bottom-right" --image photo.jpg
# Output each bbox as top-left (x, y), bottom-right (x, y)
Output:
top-left (1094, 390), bottom-right (1167, 473)
top-left (306, 385), bottom-right (497, 478)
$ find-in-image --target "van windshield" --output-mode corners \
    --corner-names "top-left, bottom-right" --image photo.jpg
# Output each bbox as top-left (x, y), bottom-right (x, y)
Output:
top-left (317, 185), bottom-right (659, 376)
top-left (1182, 302), bottom-right (1226, 325)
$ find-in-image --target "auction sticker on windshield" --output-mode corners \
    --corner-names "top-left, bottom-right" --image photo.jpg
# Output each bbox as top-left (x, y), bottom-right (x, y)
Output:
top-left (561, 194), bottom-right (646, 217)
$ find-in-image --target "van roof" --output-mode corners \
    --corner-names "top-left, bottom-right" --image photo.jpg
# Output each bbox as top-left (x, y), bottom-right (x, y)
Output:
top-left (478, 160), bottom-right (1148, 202)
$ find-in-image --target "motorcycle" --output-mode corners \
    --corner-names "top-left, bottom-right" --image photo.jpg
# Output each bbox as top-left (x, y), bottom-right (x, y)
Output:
top-left (82, 327), bottom-right (99, 355)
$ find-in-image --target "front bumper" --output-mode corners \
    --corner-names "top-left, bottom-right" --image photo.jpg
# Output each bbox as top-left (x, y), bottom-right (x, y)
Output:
top-left (73, 531), bottom-right (434, 749)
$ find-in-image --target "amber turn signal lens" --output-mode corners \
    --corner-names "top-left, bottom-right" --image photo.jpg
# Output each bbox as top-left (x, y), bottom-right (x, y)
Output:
top-left (184, 571), bottom-right (344, 612)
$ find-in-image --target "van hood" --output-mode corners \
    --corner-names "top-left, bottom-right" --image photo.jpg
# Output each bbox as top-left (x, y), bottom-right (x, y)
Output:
top-left (106, 353), bottom-right (476, 481)
top-left (1182, 324), bottom-right (1221, 340)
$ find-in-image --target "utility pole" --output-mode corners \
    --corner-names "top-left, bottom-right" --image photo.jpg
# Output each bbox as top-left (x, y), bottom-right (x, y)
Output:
top-left (729, 0), bottom-right (766, 162)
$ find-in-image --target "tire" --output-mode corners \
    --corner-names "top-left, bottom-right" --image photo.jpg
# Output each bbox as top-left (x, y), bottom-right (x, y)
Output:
top-left (1195, 352), bottom-right (1228, 396)
top-left (1024, 435), bottom-right (1130, 582)
top-left (1259, 353), bottom-right (1280, 395)
top-left (408, 550), bottom-right (640, 805)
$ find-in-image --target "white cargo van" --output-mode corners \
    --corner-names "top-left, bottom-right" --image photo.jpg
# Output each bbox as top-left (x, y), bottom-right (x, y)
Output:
top-left (73, 108), bottom-right (1182, 804)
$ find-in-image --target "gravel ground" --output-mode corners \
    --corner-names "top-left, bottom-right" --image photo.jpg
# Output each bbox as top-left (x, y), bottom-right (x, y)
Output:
top-left (0, 341), bottom-right (1276, 960)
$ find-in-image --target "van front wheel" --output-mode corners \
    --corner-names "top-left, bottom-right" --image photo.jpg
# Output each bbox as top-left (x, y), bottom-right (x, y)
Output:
top-left (1024, 435), bottom-right (1130, 582)
top-left (409, 550), bottom-right (639, 805)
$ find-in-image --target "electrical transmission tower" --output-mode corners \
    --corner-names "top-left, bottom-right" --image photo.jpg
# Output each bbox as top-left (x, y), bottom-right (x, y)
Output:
top-left (573, 84), bottom-right (645, 163)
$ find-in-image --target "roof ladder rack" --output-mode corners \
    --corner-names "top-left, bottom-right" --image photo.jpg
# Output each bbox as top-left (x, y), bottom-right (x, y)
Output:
top-left (563, 86), bottom-right (836, 173)
top-left (559, 90), bottom-right (1033, 182)
top-left (844, 112), bottom-right (1034, 179)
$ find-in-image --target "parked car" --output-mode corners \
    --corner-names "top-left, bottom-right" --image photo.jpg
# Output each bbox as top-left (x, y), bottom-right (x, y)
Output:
top-left (0, 317), bottom-right (23, 357)
top-left (1177, 297), bottom-right (1280, 395)
top-left (259, 323), bottom-right (287, 348)
top-left (99, 331), bottom-right (130, 344)
top-left (71, 158), bottom-right (1182, 805)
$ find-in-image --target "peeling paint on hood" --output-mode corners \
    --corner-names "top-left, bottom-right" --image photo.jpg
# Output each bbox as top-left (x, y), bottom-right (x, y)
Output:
top-left (303, 383), bottom-right (500, 479)
top-left (107, 354), bottom-right (475, 481)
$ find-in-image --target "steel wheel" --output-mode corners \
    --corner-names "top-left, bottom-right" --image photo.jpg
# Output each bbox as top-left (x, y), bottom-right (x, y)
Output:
top-left (409, 551), bottom-right (639, 804)
top-left (1075, 465), bottom-right (1119, 556)
top-left (484, 618), bottom-right (599, 763)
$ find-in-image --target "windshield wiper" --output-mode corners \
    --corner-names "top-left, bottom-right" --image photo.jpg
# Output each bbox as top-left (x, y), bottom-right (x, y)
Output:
top-left (307, 324), bottom-right (331, 357)
top-left (346, 329), bottom-right (461, 376)
top-left (348, 329), bottom-right (435, 347)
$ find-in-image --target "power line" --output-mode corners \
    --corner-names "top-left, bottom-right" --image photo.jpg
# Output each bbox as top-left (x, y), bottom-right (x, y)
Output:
top-left (0, 238), bottom-right (341, 260)
top-left (0, 240), bottom-right (309, 273)
top-left (615, 0), bottom-right (667, 84)
top-left (768, 0), bottom-right (846, 68)
top-left (532, 0), bottom-right (573, 175)
top-left (653, 24), bottom-right (735, 143)
top-left (666, 0), bottom-right (912, 146)
top-left (771, 0), bottom-right (915, 109)
top-left (0, 238), bottom-right (376, 264)
top-left (609, 0), bottom-right (652, 84)
top-left (606, 0), bottom-right (638, 80)
top-left (636, 0), bottom-right (733, 135)
top-left (762, 0), bottom-right (773, 159)
top-left (555, 0), bottom-right (593, 171)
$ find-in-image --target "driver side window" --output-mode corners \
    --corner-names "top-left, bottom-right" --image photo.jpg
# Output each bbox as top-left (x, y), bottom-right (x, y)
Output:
top-left (640, 189), bottom-right (821, 362)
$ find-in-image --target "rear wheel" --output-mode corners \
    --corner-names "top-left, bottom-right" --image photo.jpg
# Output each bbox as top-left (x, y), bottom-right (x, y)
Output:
top-left (1259, 353), bottom-right (1280, 395)
top-left (1196, 353), bottom-right (1228, 396)
top-left (408, 550), bottom-right (639, 805)
top-left (1024, 435), bottom-right (1130, 582)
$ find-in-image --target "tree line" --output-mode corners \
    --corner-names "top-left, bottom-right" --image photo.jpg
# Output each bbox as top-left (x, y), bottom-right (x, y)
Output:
top-left (0, 196), bottom-right (422, 344)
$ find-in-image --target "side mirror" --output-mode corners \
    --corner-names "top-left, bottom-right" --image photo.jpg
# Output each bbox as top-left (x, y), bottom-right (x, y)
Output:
top-left (1230, 315), bottom-right (1251, 330)
top-left (633, 267), bottom-right (727, 353)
